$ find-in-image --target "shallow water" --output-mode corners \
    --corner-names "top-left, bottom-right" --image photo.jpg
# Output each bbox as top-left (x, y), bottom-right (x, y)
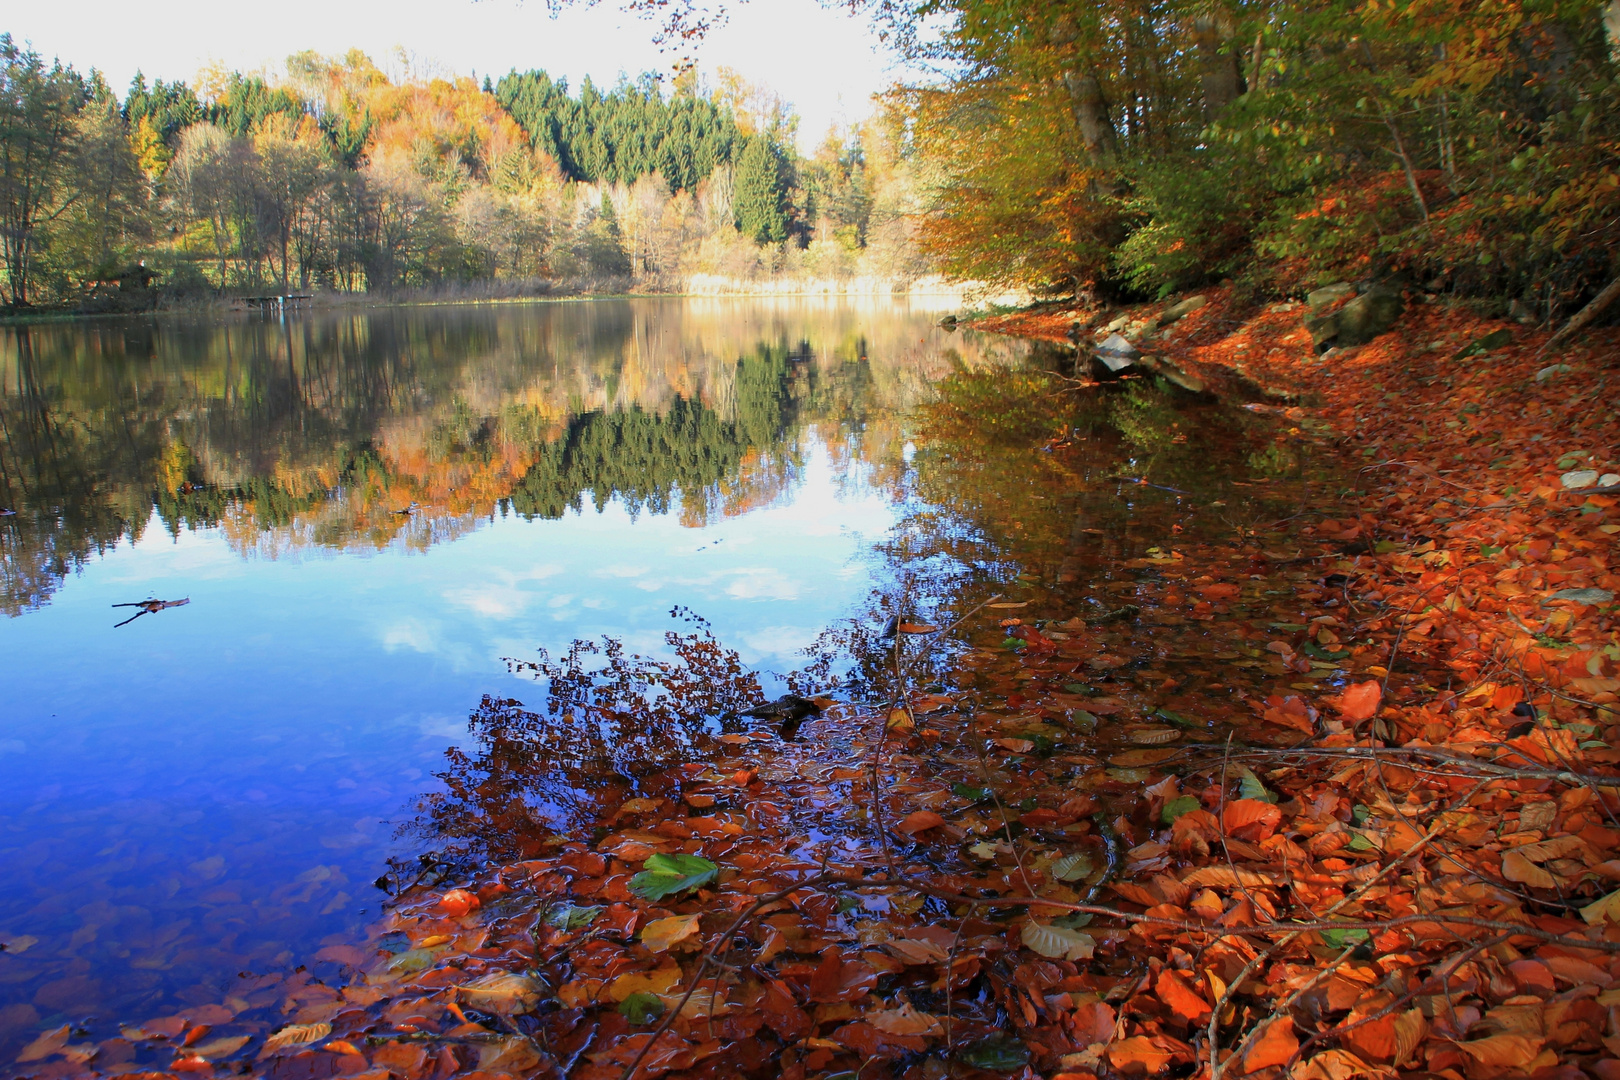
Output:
top-left (0, 298), bottom-right (1313, 1058)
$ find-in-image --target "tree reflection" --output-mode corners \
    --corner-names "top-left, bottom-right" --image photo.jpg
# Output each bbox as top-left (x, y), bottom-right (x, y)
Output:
top-left (409, 610), bottom-right (765, 866)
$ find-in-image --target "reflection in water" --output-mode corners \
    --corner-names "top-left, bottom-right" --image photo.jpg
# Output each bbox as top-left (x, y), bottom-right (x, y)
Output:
top-left (0, 298), bottom-right (1030, 1057)
top-left (405, 358), bottom-right (1320, 878)
top-left (0, 300), bottom-right (998, 616)
top-left (415, 610), bottom-right (764, 867)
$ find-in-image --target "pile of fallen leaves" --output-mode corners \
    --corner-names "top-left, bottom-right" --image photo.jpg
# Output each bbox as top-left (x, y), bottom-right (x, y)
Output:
top-left (12, 293), bottom-right (1620, 1080)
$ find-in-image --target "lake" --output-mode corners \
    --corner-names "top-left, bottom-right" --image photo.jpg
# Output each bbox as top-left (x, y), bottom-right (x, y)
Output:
top-left (0, 297), bottom-right (1313, 1060)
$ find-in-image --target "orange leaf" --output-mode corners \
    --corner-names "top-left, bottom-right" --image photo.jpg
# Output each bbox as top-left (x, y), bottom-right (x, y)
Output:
top-left (993, 737), bottom-right (1035, 753)
top-left (640, 913), bottom-right (701, 953)
top-left (1341, 1013), bottom-right (1396, 1062)
top-left (1107, 1035), bottom-right (1178, 1073)
top-left (1197, 583), bottom-right (1241, 599)
top-left (1455, 1033), bottom-right (1545, 1066)
top-left (1154, 969), bottom-right (1211, 1024)
top-left (1501, 850), bottom-right (1556, 889)
top-left (1222, 798), bottom-right (1283, 840)
top-left (439, 889), bottom-right (480, 917)
top-left (1241, 1016), bottom-right (1299, 1072)
top-left (895, 810), bottom-right (946, 835)
top-left (1334, 681), bottom-right (1382, 722)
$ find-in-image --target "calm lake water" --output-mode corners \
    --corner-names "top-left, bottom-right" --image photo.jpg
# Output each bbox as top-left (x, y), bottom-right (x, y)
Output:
top-left (0, 298), bottom-right (1020, 1050)
top-left (0, 297), bottom-right (1312, 1058)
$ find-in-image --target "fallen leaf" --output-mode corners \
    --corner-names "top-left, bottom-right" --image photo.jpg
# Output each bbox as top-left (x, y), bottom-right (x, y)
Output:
top-left (439, 888), bottom-right (480, 916)
top-left (1154, 968), bottom-right (1211, 1024)
top-left (261, 1023), bottom-right (330, 1055)
top-left (994, 737), bottom-right (1035, 753)
top-left (1107, 1035), bottom-right (1177, 1073)
top-left (867, 1003), bottom-right (944, 1036)
top-left (641, 913), bottom-right (702, 953)
top-left (1241, 1016), bottom-right (1299, 1071)
top-left (1334, 681), bottom-right (1382, 722)
top-left (2, 935), bottom-right (39, 954)
top-left (1020, 921), bottom-right (1095, 960)
top-left (188, 1035), bottom-right (251, 1061)
top-left (1502, 850), bottom-right (1556, 889)
top-left (896, 810), bottom-right (946, 835)
top-left (456, 971), bottom-right (543, 1013)
top-left (1581, 889), bottom-right (1620, 925)
top-left (16, 1026), bottom-right (70, 1063)
top-left (629, 853), bottom-right (719, 901)
top-left (1455, 1033), bottom-right (1545, 1066)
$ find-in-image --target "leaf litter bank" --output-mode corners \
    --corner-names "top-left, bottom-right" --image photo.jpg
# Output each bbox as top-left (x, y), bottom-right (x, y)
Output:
top-left (12, 294), bottom-right (1620, 1080)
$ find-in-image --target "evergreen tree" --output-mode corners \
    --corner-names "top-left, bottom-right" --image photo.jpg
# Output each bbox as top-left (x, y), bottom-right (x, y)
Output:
top-left (732, 135), bottom-right (788, 244)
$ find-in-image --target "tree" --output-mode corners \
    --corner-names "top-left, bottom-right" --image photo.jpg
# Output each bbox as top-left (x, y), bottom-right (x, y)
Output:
top-left (0, 35), bottom-right (87, 306)
top-left (732, 134), bottom-right (788, 244)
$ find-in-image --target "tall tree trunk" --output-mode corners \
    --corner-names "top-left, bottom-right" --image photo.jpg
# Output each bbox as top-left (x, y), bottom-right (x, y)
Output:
top-left (1193, 14), bottom-right (1245, 120)
top-left (1065, 72), bottom-right (1120, 163)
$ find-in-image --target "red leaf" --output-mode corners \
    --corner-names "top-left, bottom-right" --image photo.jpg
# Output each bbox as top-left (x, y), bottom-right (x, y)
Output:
top-left (1241, 1016), bottom-right (1298, 1072)
top-left (1334, 681), bottom-right (1382, 722)
top-left (1153, 969), bottom-right (1211, 1025)
top-left (895, 810), bottom-right (946, 835)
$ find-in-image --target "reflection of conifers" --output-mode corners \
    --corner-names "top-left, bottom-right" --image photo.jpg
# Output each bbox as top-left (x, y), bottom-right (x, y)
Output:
top-left (507, 348), bottom-right (794, 522)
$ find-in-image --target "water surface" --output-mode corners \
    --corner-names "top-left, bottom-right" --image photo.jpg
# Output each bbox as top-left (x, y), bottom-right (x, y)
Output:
top-left (0, 297), bottom-right (1314, 1057)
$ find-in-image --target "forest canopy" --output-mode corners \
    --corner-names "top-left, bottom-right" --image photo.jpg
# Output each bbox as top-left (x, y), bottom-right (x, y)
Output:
top-left (0, 40), bottom-right (921, 308)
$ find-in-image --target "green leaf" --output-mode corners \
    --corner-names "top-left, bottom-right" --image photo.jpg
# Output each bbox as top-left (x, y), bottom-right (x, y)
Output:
top-left (1237, 767), bottom-right (1276, 804)
top-left (1154, 708), bottom-right (1200, 729)
top-left (953, 782), bottom-right (990, 801)
top-left (1374, 540), bottom-right (1400, 553)
top-left (1161, 795), bottom-right (1202, 824)
top-left (834, 895), bottom-right (861, 914)
top-left (618, 993), bottom-right (665, 1025)
top-left (1003, 637), bottom-right (1024, 650)
top-left (1320, 928), bottom-right (1370, 949)
top-left (1064, 682), bottom-right (1100, 696)
top-left (628, 854), bottom-right (719, 901)
top-left (1347, 831), bottom-right (1377, 852)
top-left (543, 903), bottom-right (602, 931)
top-left (1053, 912), bottom-right (1093, 929)
top-left (1351, 804), bottom-right (1371, 825)
top-left (388, 949), bottom-right (435, 974)
top-left (1302, 640), bottom-right (1351, 662)
top-left (957, 1036), bottom-right (1030, 1071)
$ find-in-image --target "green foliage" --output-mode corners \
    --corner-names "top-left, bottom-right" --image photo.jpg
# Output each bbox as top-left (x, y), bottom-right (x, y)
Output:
top-left (618, 993), bottom-right (665, 1024)
top-left (733, 135), bottom-right (790, 244)
top-left (208, 73), bottom-right (303, 138)
top-left (494, 70), bottom-right (738, 192)
top-left (123, 72), bottom-right (202, 146)
top-left (627, 853), bottom-right (719, 900)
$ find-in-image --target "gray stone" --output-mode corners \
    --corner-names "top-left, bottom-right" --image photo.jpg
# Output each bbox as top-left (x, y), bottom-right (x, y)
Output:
top-left (1104, 313), bottom-right (1130, 332)
top-left (1304, 282), bottom-right (1403, 351)
top-left (1306, 283), bottom-right (1356, 309)
top-left (1158, 295), bottom-right (1207, 325)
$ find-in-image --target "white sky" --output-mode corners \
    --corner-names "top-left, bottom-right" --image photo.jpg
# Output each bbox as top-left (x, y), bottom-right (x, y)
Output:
top-left (5, 0), bottom-right (911, 150)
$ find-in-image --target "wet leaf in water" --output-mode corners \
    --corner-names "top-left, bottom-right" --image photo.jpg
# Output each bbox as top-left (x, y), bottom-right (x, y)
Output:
top-left (16, 1026), bottom-right (71, 1063)
top-left (1, 934), bottom-right (39, 954)
top-left (619, 992), bottom-right (666, 1025)
top-left (543, 902), bottom-right (603, 930)
top-left (952, 782), bottom-right (990, 801)
top-left (1051, 852), bottom-right (1093, 881)
top-left (188, 1035), bottom-right (252, 1060)
top-left (439, 888), bottom-right (480, 916)
top-left (1131, 726), bottom-right (1181, 745)
top-left (867, 1003), bottom-right (944, 1036)
top-left (261, 1022), bottom-right (330, 1055)
top-left (457, 971), bottom-right (543, 1014)
top-left (641, 913), bottom-right (702, 952)
top-left (388, 948), bottom-right (436, 973)
top-left (1110, 748), bottom-right (1177, 767)
top-left (628, 853), bottom-right (719, 900)
top-left (958, 1035), bottom-right (1030, 1070)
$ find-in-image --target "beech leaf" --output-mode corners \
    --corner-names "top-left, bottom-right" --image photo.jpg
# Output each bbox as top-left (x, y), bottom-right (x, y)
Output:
top-left (629, 853), bottom-right (718, 900)
top-left (1020, 921), bottom-right (1095, 960)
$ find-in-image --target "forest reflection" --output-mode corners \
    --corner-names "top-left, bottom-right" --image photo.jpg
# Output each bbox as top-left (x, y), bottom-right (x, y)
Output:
top-left (407, 355), bottom-right (1317, 871)
top-left (0, 299), bottom-right (1012, 616)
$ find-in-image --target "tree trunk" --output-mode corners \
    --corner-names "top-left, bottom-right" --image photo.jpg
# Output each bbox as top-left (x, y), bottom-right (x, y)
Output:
top-left (1194, 14), bottom-right (1245, 120)
top-left (1065, 72), bottom-right (1120, 163)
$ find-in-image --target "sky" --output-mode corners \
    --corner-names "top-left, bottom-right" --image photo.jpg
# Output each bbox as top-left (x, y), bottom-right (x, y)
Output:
top-left (5, 0), bottom-right (910, 150)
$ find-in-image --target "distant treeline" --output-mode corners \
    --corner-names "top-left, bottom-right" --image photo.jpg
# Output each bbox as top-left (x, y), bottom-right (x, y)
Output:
top-left (0, 39), bottom-right (918, 310)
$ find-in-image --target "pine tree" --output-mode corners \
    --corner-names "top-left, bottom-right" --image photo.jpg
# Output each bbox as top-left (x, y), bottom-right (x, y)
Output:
top-left (732, 135), bottom-right (788, 244)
